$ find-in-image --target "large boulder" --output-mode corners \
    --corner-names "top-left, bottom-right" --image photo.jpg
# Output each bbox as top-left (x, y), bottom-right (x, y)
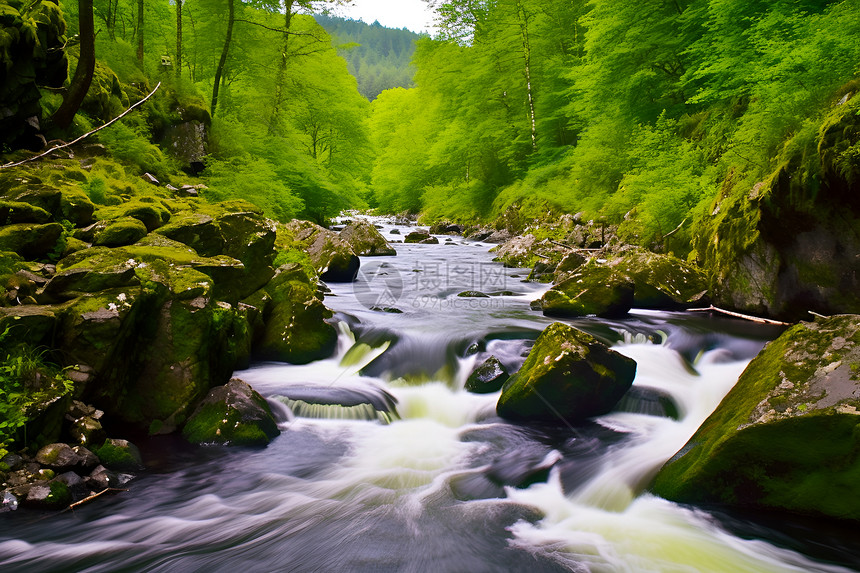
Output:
top-left (285, 220), bottom-right (359, 282)
top-left (497, 323), bottom-right (637, 424)
top-left (465, 356), bottom-right (510, 394)
top-left (92, 217), bottom-right (149, 247)
top-left (652, 315), bottom-right (860, 522)
top-left (694, 92), bottom-right (860, 321)
top-left (0, 223), bottom-right (63, 260)
top-left (339, 220), bottom-right (396, 256)
top-left (536, 261), bottom-right (634, 318)
top-left (0, 201), bottom-right (52, 225)
top-left (182, 378), bottom-right (280, 446)
top-left (245, 264), bottom-right (337, 364)
top-left (404, 231), bottom-right (431, 244)
top-left (605, 248), bottom-right (709, 309)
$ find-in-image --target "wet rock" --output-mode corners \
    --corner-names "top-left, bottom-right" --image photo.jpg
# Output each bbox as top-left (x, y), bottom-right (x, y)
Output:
top-left (69, 416), bottom-right (107, 447)
top-left (652, 314), bottom-right (860, 522)
top-left (485, 229), bottom-right (513, 244)
top-left (24, 482), bottom-right (71, 509)
top-left (419, 237), bottom-right (439, 245)
top-left (73, 446), bottom-right (100, 470)
top-left (527, 261), bottom-right (557, 283)
top-left (537, 261), bottom-right (635, 318)
top-left (53, 471), bottom-right (88, 497)
top-left (340, 220), bottom-right (397, 256)
top-left (86, 465), bottom-right (119, 491)
top-left (0, 491), bottom-right (19, 513)
top-left (404, 231), bottom-right (431, 243)
top-left (614, 386), bottom-right (680, 420)
top-left (93, 439), bottom-right (144, 472)
top-left (497, 322), bottom-right (637, 425)
top-left (389, 229), bottom-right (401, 235)
top-left (605, 247), bottom-right (708, 310)
top-left (492, 234), bottom-right (537, 268)
top-left (555, 251), bottom-right (587, 275)
top-left (246, 264), bottom-right (337, 364)
top-left (1, 452), bottom-right (24, 471)
top-left (183, 378), bottom-right (280, 446)
top-left (465, 356), bottom-right (510, 394)
top-left (35, 443), bottom-right (82, 471)
top-left (458, 291), bottom-right (490, 298)
top-left (285, 220), bottom-right (359, 282)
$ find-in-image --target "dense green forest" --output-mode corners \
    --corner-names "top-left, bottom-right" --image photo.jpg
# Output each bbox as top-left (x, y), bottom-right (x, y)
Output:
top-left (2, 0), bottom-right (859, 249)
top-left (314, 14), bottom-right (419, 101)
top-left (370, 0), bottom-right (860, 254)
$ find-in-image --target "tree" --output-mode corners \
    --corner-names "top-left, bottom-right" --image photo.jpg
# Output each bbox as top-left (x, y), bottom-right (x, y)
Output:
top-left (53, 0), bottom-right (96, 129)
top-left (211, 0), bottom-right (235, 116)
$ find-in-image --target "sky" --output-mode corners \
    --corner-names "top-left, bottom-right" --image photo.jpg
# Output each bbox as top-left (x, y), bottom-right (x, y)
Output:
top-left (334, 0), bottom-right (437, 35)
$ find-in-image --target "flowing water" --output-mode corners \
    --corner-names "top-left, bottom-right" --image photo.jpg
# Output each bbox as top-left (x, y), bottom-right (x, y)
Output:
top-left (1, 218), bottom-right (858, 572)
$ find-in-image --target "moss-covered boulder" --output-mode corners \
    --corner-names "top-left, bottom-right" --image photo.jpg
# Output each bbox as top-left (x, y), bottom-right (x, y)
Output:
top-left (92, 217), bottom-right (149, 247)
top-left (285, 220), bottom-right (359, 282)
top-left (339, 220), bottom-right (396, 256)
top-left (0, 222), bottom-right (63, 259)
top-left (93, 438), bottom-right (144, 472)
top-left (42, 250), bottom-right (140, 301)
top-left (652, 315), bottom-right (860, 522)
top-left (0, 201), bottom-right (52, 225)
top-left (246, 263), bottom-right (337, 364)
top-left (182, 378), bottom-right (280, 446)
top-left (404, 231), bottom-right (431, 244)
top-left (537, 261), bottom-right (635, 318)
top-left (606, 248), bottom-right (709, 309)
top-left (465, 356), bottom-right (509, 394)
top-left (58, 188), bottom-right (96, 227)
top-left (694, 92), bottom-right (860, 321)
top-left (497, 323), bottom-right (637, 425)
top-left (96, 200), bottom-right (171, 232)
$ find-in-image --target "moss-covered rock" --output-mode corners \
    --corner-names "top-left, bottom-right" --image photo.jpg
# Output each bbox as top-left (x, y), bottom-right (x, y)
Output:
top-left (42, 251), bottom-right (140, 301)
top-left (537, 261), bottom-right (634, 318)
top-left (285, 220), bottom-right (359, 282)
top-left (465, 356), bottom-right (509, 394)
top-left (92, 217), bottom-right (148, 247)
top-left (24, 481), bottom-right (71, 510)
top-left (93, 438), bottom-right (143, 472)
top-left (58, 187), bottom-right (96, 227)
top-left (0, 222), bottom-right (63, 260)
top-left (694, 92), bottom-right (860, 321)
top-left (652, 315), bottom-right (860, 522)
top-left (0, 201), bottom-right (52, 225)
top-left (339, 220), bottom-right (396, 256)
top-left (0, 305), bottom-right (60, 346)
top-left (245, 263), bottom-right (337, 364)
top-left (497, 322), bottom-right (637, 425)
top-left (606, 248), bottom-right (709, 309)
top-left (96, 200), bottom-right (171, 232)
top-left (182, 378), bottom-right (280, 446)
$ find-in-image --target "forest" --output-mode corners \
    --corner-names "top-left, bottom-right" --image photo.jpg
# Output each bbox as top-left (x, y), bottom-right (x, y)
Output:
top-left (3, 0), bottom-right (859, 254)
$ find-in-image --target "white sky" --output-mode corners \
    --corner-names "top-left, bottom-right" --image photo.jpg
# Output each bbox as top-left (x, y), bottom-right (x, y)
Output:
top-left (334, 0), bottom-right (437, 34)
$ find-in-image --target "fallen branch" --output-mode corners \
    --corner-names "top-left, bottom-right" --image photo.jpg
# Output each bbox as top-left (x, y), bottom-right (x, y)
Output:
top-left (687, 305), bottom-right (791, 326)
top-left (63, 488), bottom-right (128, 512)
top-left (0, 82), bottom-right (162, 170)
top-left (663, 218), bottom-right (688, 239)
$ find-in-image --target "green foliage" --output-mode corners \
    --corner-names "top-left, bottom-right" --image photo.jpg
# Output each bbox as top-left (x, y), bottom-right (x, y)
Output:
top-left (0, 326), bottom-right (73, 449)
top-left (96, 120), bottom-right (177, 181)
top-left (204, 155), bottom-right (303, 223)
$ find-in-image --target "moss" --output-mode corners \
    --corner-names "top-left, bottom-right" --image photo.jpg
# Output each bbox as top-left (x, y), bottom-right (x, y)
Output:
top-left (95, 200), bottom-right (171, 232)
top-left (93, 439), bottom-right (143, 472)
top-left (93, 217), bottom-right (148, 247)
top-left (539, 261), bottom-right (635, 318)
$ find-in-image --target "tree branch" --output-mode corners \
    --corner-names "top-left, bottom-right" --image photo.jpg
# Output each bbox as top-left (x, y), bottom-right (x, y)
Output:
top-left (687, 305), bottom-right (791, 326)
top-left (1, 82), bottom-right (162, 170)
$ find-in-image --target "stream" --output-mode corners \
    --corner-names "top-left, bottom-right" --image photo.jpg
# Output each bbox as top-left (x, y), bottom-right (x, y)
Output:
top-left (1, 217), bottom-right (858, 572)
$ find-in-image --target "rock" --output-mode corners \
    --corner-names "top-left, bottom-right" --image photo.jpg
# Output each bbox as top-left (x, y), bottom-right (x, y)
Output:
top-left (0, 201), bottom-right (52, 225)
top-left (73, 446), bottom-right (100, 470)
top-left (142, 173), bottom-right (160, 186)
top-left (614, 386), bottom-right (680, 420)
top-left (527, 261), bottom-right (557, 282)
top-left (537, 261), bottom-right (635, 318)
top-left (58, 187), bottom-right (96, 227)
top-left (41, 251), bottom-right (140, 301)
top-left (95, 200), bottom-right (171, 232)
top-left (0, 223), bottom-right (63, 260)
top-left (458, 291), bottom-right (490, 298)
top-left (24, 481), bottom-right (71, 509)
top-left (556, 251), bottom-right (586, 275)
top-left (69, 416), bottom-right (107, 447)
top-left (246, 264), bottom-right (337, 364)
top-left (497, 323), bottom-right (637, 425)
top-left (162, 120), bottom-right (209, 174)
top-left (1, 453), bottom-right (24, 471)
top-left (404, 231), bottom-right (431, 243)
top-left (0, 491), bottom-right (19, 513)
top-left (285, 220), bottom-right (359, 282)
top-left (86, 465), bottom-right (119, 491)
top-left (493, 234), bottom-right (537, 268)
top-left (652, 315), bottom-right (860, 522)
top-left (694, 95), bottom-right (860, 321)
top-left (35, 443), bottom-right (82, 470)
top-left (154, 212), bottom-right (223, 254)
top-left (0, 306), bottom-right (59, 346)
top-left (419, 237), bottom-right (440, 244)
top-left (93, 438), bottom-right (144, 472)
top-left (485, 229), bottom-right (513, 244)
top-left (339, 220), bottom-right (397, 256)
top-left (465, 356), bottom-right (510, 394)
top-left (182, 378), bottom-right (280, 446)
top-left (93, 217), bottom-right (149, 247)
top-left (605, 248), bottom-right (708, 310)
top-left (389, 229), bottom-right (401, 235)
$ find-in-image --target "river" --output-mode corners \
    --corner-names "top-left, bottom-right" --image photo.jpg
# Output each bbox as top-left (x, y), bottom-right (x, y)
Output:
top-left (0, 217), bottom-right (857, 572)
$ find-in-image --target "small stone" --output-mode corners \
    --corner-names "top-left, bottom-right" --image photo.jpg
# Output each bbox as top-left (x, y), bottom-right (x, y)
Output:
top-left (70, 416), bottom-right (107, 446)
top-left (86, 465), bottom-right (119, 491)
top-left (73, 446), bottom-right (100, 470)
top-left (93, 439), bottom-right (144, 472)
top-left (142, 173), bottom-right (160, 185)
top-left (0, 491), bottom-right (19, 513)
top-left (35, 443), bottom-right (82, 471)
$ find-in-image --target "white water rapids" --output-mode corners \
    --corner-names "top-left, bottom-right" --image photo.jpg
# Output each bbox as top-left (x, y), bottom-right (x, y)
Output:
top-left (0, 218), bottom-right (855, 572)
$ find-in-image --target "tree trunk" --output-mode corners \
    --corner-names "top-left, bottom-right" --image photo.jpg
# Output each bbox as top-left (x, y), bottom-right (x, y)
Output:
top-left (268, 1), bottom-right (294, 134)
top-left (516, 1), bottom-right (537, 151)
top-left (136, 0), bottom-right (144, 66)
top-left (176, 0), bottom-right (182, 77)
top-left (52, 0), bottom-right (96, 129)
top-left (210, 0), bottom-right (234, 117)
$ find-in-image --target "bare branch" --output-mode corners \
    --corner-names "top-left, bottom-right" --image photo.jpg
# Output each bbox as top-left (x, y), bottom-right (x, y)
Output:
top-left (687, 305), bottom-right (792, 326)
top-left (1, 82), bottom-right (162, 170)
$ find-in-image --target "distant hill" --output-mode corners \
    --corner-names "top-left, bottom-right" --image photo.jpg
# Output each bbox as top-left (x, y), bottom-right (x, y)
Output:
top-left (314, 14), bottom-right (422, 101)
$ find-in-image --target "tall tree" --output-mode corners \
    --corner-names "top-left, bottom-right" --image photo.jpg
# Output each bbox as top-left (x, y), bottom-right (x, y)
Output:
top-left (211, 0), bottom-right (235, 116)
top-left (176, 0), bottom-right (183, 77)
top-left (137, 0), bottom-right (144, 64)
top-left (52, 0), bottom-right (96, 129)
